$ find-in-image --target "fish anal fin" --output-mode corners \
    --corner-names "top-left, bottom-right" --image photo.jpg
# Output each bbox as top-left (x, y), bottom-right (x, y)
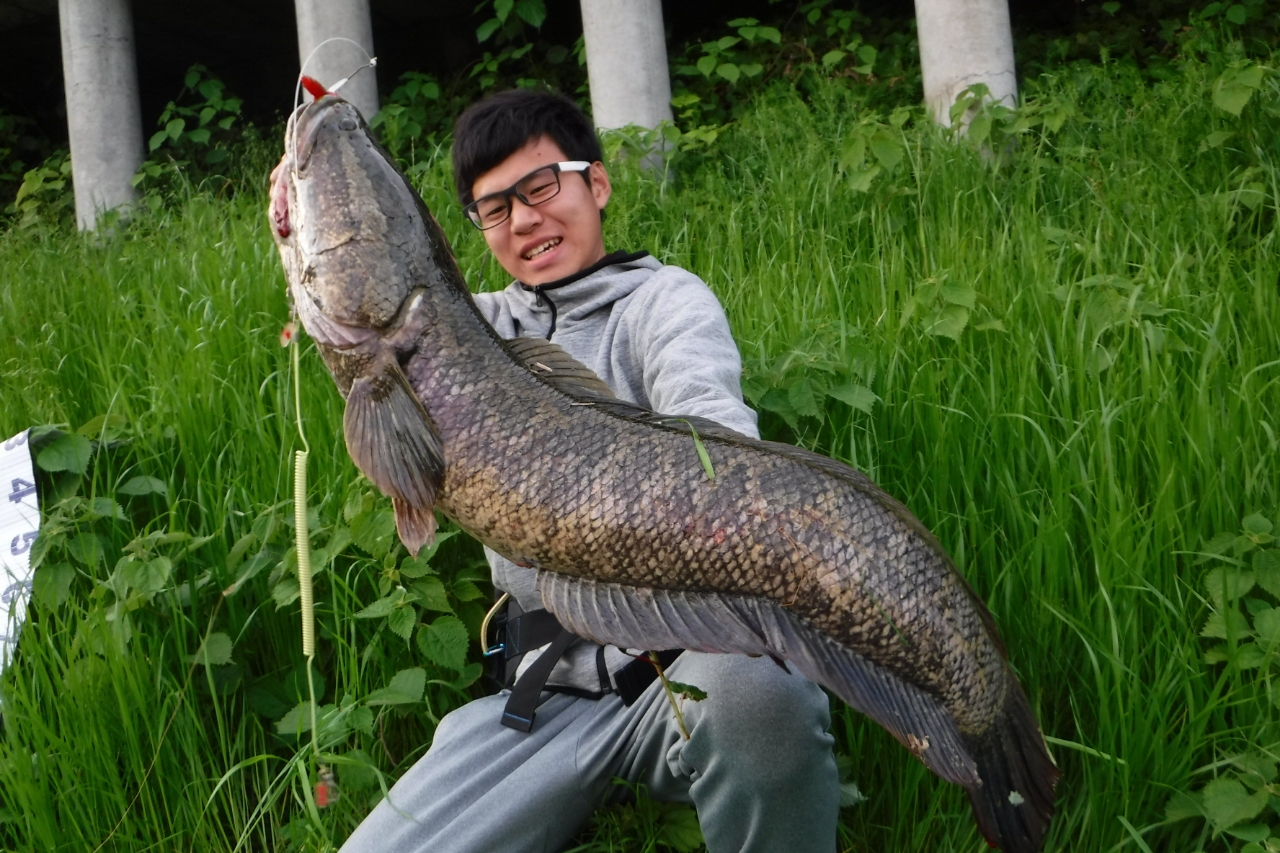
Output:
top-left (537, 572), bottom-right (981, 787)
top-left (506, 337), bottom-right (616, 400)
top-left (343, 361), bottom-right (446, 548)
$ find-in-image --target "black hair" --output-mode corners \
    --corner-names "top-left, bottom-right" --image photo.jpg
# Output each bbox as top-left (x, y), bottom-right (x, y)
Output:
top-left (452, 89), bottom-right (603, 205)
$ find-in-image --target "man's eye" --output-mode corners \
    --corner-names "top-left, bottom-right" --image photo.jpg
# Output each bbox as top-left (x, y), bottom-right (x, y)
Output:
top-left (478, 198), bottom-right (509, 221)
top-left (522, 174), bottom-right (558, 200)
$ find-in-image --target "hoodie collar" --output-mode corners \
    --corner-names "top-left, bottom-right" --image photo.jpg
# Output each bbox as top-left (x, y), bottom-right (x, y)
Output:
top-left (517, 250), bottom-right (652, 294)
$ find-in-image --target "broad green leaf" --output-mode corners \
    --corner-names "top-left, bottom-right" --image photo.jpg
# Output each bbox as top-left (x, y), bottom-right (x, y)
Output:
top-left (940, 282), bottom-right (977, 308)
top-left (715, 36), bottom-right (740, 50)
top-left (1203, 777), bottom-right (1269, 830)
top-left (822, 50), bottom-right (846, 70)
top-left (756, 26), bottom-right (781, 43)
top-left (272, 578), bottom-right (300, 608)
top-left (475, 17), bottom-right (501, 42)
top-left (452, 579), bottom-right (485, 602)
top-left (1234, 642), bottom-right (1266, 669)
top-left (869, 129), bottom-right (903, 171)
top-left (419, 615), bottom-right (469, 671)
top-left (1243, 513), bottom-right (1273, 536)
top-left (121, 556), bottom-right (172, 594)
top-left (788, 378), bottom-right (821, 419)
top-left (77, 413), bottom-right (129, 442)
top-left (336, 748), bottom-right (380, 791)
top-left (925, 304), bottom-right (970, 340)
top-left (118, 476), bottom-right (167, 497)
top-left (1253, 606), bottom-right (1280, 647)
top-left (1206, 567), bottom-right (1255, 604)
top-left (657, 804), bottom-right (704, 852)
top-left (494, 0), bottom-right (514, 22)
top-left (89, 497), bottom-right (125, 520)
top-left (186, 128), bottom-right (211, 145)
top-left (826, 384), bottom-right (879, 414)
top-left (1225, 4), bottom-right (1247, 24)
top-left (758, 389), bottom-right (800, 431)
top-left (739, 63), bottom-right (763, 78)
top-left (195, 632), bottom-right (233, 667)
top-left (1230, 754), bottom-right (1278, 785)
top-left (514, 0), bottom-right (546, 28)
top-left (67, 533), bottom-right (104, 567)
top-left (1214, 78), bottom-right (1256, 116)
top-left (37, 434), bottom-right (91, 474)
top-left (854, 44), bottom-right (877, 73)
top-left (696, 56), bottom-right (716, 77)
top-left (351, 508), bottom-right (396, 559)
top-left (1200, 130), bottom-right (1233, 151)
top-left (1226, 823), bottom-right (1269, 842)
top-left (33, 562), bottom-right (74, 609)
top-left (387, 604), bottom-right (417, 641)
top-left (1254, 551), bottom-right (1280, 597)
top-left (411, 576), bottom-right (453, 612)
top-left (1201, 607), bottom-right (1249, 639)
top-left (845, 165), bottom-right (881, 193)
top-left (355, 591), bottom-right (402, 620)
top-left (839, 780), bottom-right (867, 807)
top-left (716, 64), bottom-right (741, 85)
top-left (366, 667), bottom-right (426, 706)
top-left (165, 118), bottom-right (185, 141)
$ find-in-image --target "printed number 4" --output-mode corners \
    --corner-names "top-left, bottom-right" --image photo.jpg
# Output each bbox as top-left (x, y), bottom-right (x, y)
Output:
top-left (10, 531), bottom-right (36, 556)
top-left (3, 432), bottom-right (27, 451)
top-left (8, 478), bottom-right (36, 504)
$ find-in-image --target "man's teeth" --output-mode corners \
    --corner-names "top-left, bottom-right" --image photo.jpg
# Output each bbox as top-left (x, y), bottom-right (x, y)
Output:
top-left (524, 238), bottom-right (561, 259)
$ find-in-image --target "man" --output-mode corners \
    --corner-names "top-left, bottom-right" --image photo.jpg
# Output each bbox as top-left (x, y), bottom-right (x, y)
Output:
top-left (340, 89), bottom-right (839, 853)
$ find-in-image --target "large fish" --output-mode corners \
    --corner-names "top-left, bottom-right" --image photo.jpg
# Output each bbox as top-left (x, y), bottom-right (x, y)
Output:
top-left (270, 93), bottom-right (1060, 852)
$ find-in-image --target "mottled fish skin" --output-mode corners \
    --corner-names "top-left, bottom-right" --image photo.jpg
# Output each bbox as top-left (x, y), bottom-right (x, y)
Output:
top-left (270, 95), bottom-right (1059, 853)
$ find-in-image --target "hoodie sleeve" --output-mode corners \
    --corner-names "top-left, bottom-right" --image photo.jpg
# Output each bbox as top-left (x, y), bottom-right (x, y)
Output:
top-left (626, 267), bottom-right (760, 440)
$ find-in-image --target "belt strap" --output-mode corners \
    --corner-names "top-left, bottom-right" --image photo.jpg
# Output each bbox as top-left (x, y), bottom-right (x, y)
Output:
top-left (501, 628), bottom-right (577, 732)
top-left (615, 649), bottom-right (683, 706)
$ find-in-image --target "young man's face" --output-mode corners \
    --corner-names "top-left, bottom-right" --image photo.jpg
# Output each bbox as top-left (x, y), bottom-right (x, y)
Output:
top-left (470, 135), bottom-right (611, 286)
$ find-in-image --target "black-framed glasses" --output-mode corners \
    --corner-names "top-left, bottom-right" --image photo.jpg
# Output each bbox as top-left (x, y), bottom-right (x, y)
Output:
top-left (463, 161), bottom-right (591, 230)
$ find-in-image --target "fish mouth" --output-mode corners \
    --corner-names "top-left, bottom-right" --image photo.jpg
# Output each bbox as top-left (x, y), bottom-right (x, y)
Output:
top-left (288, 95), bottom-right (346, 173)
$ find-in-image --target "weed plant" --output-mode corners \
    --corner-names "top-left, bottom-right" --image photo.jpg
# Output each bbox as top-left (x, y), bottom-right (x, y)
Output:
top-left (1, 19), bottom-right (1279, 853)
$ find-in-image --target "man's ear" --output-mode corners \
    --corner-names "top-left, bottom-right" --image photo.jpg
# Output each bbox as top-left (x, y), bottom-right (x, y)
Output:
top-left (589, 161), bottom-right (612, 211)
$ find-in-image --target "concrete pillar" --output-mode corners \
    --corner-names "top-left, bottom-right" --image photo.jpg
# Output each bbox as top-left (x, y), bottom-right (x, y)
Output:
top-left (580, 0), bottom-right (673, 131)
top-left (57, 0), bottom-right (144, 231)
top-left (295, 0), bottom-right (379, 121)
top-left (914, 0), bottom-right (1017, 126)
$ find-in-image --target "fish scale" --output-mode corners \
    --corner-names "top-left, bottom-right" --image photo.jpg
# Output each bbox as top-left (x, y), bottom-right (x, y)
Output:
top-left (271, 92), bottom-right (1060, 853)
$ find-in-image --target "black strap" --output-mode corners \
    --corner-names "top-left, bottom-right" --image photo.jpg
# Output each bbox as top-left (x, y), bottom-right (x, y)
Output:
top-left (615, 649), bottom-right (683, 706)
top-left (501, 628), bottom-right (578, 732)
top-left (502, 610), bottom-right (565, 662)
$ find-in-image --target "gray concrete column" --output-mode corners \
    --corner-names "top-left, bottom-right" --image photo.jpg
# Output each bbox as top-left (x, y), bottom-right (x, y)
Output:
top-left (914, 0), bottom-right (1017, 126)
top-left (580, 0), bottom-right (673, 131)
top-left (295, 0), bottom-right (379, 121)
top-left (57, 0), bottom-right (144, 231)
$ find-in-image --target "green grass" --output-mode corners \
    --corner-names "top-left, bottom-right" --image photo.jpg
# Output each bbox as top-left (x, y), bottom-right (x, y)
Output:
top-left (1, 31), bottom-right (1278, 853)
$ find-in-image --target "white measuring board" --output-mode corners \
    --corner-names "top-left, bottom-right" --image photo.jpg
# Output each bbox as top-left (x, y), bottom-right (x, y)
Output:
top-left (0, 430), bottom-right (39, 672)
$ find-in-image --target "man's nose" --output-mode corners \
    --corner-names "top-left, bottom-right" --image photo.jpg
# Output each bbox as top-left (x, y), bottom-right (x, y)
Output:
top-left (508, 195), bottom-right (543, 232)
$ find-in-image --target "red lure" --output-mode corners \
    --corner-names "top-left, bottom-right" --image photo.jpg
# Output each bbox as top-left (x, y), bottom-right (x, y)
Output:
top-left (300, 75), bottom-right (330, 100)
top-left (314, 766), bottom-right (338, 808)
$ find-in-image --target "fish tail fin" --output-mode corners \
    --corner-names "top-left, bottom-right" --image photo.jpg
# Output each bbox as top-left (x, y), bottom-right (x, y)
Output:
top-left (963, 685), bottom-right (1060, 853)
top-left (343, 361), bottom-right (446, 551)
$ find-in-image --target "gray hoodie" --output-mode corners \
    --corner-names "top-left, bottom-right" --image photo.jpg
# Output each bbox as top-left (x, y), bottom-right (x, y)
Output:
top-left (471, 251), bottom-right (759, 695)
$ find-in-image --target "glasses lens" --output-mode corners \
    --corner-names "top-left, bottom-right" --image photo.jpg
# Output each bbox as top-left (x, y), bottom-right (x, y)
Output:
top-left (470, 194), bottom-right (512, 229)
top-left (517, 166), bottom-right (561, 206)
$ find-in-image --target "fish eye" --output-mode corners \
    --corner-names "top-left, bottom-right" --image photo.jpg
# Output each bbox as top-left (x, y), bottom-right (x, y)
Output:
top-left (339, 117), bottom-right (357, 132)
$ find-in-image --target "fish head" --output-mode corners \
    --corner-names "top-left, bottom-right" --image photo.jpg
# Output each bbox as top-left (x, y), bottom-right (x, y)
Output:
top-left (270, 94), bottom-right (442, 344)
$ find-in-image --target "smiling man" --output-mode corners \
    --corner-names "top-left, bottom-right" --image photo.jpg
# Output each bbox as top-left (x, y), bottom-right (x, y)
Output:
top-left (338, 89), bottom-right (840, 853)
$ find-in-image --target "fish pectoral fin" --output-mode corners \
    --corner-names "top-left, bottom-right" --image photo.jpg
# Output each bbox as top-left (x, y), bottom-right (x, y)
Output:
top-left (506, 337), bottom-right (616, 400)
top-left (343, 361), bottom-right (446, 551)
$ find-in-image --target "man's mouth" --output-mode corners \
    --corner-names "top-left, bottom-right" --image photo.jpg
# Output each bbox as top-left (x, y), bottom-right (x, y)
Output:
top-left (523, 237), bottom-right (562, 260)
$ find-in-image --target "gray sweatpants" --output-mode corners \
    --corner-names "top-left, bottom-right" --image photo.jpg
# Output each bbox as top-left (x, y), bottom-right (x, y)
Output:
top-left (339, 651), bottom-right (840, 853)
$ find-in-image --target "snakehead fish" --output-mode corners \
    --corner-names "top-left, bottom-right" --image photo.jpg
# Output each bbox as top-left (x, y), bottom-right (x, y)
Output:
top-left (269, 93), bottom-right (1059, 852)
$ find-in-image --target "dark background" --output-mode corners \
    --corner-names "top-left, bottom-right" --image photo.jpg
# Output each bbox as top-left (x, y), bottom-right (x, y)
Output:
top-left (0, 0), bottom-right (1085, 145)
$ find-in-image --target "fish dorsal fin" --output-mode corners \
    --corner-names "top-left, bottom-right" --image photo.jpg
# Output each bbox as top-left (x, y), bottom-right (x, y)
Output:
top-left (506, 337), bottom-right (616, 400)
